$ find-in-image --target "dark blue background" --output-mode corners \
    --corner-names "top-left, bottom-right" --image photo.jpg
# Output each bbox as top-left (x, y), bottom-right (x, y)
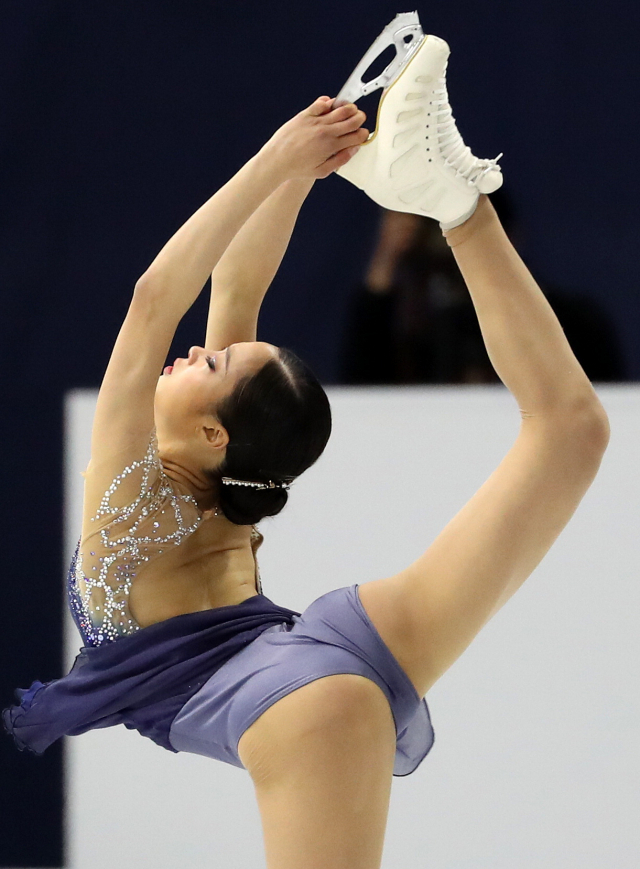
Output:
top-left (1, 1), bottom-right (637, 864)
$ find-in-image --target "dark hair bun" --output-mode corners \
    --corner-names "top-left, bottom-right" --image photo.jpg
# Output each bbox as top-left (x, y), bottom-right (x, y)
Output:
top-left (219, 485), bottom-right (289, 526)
top-left (205, 347), bottom-right (332, 526)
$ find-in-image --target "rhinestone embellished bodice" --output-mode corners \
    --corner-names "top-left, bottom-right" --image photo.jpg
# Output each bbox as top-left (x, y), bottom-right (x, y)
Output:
top-left (67, 429), bottom-right (264, 648)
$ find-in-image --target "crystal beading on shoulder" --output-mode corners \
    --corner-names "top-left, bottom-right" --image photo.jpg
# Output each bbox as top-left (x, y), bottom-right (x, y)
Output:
top-left (70, 430), bottom-right (203, 646)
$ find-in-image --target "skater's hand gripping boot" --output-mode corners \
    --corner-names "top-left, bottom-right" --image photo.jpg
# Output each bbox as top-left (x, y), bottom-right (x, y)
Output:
top-left (260, 96), bottom-right (370, 180)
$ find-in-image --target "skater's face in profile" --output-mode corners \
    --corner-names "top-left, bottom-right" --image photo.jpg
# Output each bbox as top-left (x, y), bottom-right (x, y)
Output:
top-left (153, 341), bottom-right (278, 455)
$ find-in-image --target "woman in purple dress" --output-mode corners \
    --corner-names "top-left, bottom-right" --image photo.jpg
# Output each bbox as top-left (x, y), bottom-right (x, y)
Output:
top-left (5, 34), bottom-right (610, 868)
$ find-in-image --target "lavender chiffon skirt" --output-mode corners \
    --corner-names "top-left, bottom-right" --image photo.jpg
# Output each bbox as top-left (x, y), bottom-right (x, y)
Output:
top-left (169, 584), bottom-right (435, 777)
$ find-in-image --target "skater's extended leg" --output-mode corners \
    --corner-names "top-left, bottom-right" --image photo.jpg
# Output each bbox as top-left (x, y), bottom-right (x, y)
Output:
top-left (442, 194), bottom-right (602, 416)
top-left (358, 194), bottom-right (609, 694)
top-left (332, 26), bottom-right (611, 696)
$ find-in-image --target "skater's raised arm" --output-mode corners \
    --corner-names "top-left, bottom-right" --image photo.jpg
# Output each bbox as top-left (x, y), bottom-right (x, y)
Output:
top-left (204, 176), bottom-right (315, 350)
top-left (203, 96), bottom-right (368, 350)
top-left (85, 98), bottom-right (367, 475)
top-left (137, 97), bottom-right (367, 324)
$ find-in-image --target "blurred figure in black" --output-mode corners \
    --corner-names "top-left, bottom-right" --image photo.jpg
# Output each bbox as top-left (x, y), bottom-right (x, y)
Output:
top-left (340, 189), bottom-right (626, 384)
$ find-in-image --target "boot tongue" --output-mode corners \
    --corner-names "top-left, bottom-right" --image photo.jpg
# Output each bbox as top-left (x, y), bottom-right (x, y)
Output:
top-left (438, 106), bottom-right (504, 192)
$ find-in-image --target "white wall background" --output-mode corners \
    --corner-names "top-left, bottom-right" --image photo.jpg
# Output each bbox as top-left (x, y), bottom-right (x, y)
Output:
top-left (63, 385), bottom-right (640, 869)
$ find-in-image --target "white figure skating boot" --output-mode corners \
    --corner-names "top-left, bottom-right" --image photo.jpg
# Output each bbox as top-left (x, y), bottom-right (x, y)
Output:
top-left (334, 11), bottom-right (503, 229)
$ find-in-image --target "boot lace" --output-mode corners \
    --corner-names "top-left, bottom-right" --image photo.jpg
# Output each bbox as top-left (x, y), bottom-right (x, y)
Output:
top-left (430, 63), bottom-right (503, 187)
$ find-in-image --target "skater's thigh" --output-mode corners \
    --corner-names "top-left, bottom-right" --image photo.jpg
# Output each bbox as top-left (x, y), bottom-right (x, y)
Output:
top-left (238, 674), bottom-right (396, 869)
top-left (357, 418), bottom-right (605, 698)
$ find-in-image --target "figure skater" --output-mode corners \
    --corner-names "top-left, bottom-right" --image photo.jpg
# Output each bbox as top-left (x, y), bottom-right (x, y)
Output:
top-left (4, 16), bottom-right (610, 869)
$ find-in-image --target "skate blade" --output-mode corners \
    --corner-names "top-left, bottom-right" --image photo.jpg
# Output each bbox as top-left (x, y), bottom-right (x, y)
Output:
top-left (333, 11), bottom-right (425, 109)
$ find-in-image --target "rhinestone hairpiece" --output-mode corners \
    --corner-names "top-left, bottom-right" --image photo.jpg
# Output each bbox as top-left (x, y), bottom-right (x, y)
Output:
top-left (221, 476), bottom-right (291, 490)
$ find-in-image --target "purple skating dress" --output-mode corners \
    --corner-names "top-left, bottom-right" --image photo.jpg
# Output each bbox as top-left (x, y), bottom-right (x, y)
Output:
top-left (3, 431), bottom-right (434, 776)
